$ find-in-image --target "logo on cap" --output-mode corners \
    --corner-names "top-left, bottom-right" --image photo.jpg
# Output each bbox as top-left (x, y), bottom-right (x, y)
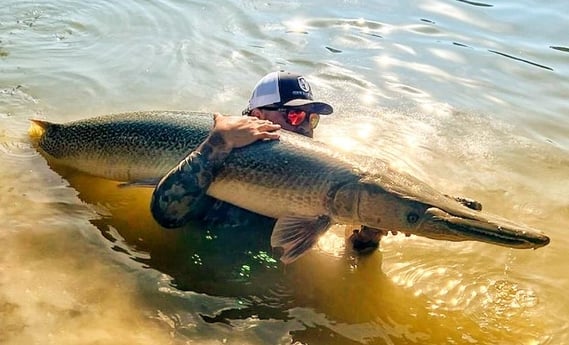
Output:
top-left (297, 77), bottom-right (310, 92)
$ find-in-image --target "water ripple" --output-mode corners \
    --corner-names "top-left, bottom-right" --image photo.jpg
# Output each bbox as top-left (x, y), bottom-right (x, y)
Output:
top-left (550, 45), bottom-right (569, 53)
top-left (1, 0), bottom-right (207, 111)
top-left (384, 254), bottom-right (547, 339)
top-left (456, 0), bottom-right (494, 7)
top-left (489, 49), bottom-right (554, 71)
top-left (0, 140), bottom-right (38, 160)
top-left (0, 85), bottom-right (38, 107)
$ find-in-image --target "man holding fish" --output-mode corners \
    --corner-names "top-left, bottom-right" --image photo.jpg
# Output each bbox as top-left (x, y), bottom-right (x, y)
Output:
top-left (150, 70), bottom-right (382, 252)
top-left (30, 76), bottom-right (549, 264)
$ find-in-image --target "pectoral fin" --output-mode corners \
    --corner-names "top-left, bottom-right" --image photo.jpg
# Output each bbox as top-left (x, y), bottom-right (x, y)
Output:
top-left (118, 178), bottom-right (161, 188)
top-left (270, 215), bottom-right (332, 264)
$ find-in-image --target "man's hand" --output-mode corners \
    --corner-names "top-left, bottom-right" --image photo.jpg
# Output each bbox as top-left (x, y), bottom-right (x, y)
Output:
top-left (211, 113), bottom-right (281, 150)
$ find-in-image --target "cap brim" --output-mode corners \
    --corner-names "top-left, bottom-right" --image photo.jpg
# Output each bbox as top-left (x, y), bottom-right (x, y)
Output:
top-left (283, 99), bottom-right (334, 115)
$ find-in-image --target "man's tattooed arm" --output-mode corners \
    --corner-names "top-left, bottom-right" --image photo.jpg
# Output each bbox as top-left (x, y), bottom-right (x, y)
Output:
top-left (150, 114), bottom-right (281, 228)
top-left (150, 132), bottom-right (231, 228)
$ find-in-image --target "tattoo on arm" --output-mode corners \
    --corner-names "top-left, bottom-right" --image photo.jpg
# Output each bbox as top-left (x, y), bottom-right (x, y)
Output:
top-left (150, 132), bottom-right (231, 228)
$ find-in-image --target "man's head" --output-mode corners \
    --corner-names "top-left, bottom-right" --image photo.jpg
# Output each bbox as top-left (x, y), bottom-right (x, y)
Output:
top-left (243, 71), bottom-right (333, 138)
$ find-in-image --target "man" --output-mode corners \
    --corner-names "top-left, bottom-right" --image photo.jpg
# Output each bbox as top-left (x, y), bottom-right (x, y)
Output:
top-left (150, 71), bottom-right (380, 252)
top-left (150, 71), bottom-right (331, 225)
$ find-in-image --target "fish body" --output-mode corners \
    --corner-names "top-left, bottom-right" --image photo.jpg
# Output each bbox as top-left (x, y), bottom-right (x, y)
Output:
top-left (30, 111), bottom-right (550, 263)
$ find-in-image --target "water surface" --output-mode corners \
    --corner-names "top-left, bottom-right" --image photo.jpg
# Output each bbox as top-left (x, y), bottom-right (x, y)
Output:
top-left (1, 0), bottom-right (568, 344)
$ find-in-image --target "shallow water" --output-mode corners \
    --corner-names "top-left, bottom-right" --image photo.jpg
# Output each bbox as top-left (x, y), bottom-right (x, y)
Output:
top-left (1, 0), bottom-right (568, 344)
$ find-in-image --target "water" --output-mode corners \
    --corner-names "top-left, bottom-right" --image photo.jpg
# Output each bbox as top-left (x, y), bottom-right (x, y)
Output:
top-left (1, 0), bottom-right (568, 344)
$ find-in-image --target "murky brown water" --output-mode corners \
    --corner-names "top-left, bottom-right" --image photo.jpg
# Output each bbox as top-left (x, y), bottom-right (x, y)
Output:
top-left (1, 1), bottom-right (568, 344)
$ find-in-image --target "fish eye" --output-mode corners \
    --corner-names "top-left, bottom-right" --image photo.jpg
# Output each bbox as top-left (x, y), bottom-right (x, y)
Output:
top-left (407, 212), bottom-right (419, 224)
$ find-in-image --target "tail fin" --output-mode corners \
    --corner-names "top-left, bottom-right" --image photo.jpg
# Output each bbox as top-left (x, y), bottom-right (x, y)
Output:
top-left (28, 119), bottom-right (52, 139)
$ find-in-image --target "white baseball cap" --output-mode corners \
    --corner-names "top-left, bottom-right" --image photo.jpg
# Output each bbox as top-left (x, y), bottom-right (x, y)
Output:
top-left (243, 71), bottom-right (333, 115)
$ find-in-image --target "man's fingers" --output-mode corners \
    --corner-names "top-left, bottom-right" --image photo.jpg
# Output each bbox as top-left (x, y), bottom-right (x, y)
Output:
top-left (256, 131), bottom-right (280, 140)
top-left (257, 123), bottom-right (281, 131)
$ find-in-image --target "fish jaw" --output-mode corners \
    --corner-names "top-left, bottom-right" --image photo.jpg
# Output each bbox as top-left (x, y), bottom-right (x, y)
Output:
top-left (417, 207), bottom-right (550, 249)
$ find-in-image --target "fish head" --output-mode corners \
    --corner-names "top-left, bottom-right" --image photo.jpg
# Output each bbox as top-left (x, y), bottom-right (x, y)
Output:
top-left (356, 180), bottom-right (432, 233)
top-left (355, 180), bottom-right (550, 249)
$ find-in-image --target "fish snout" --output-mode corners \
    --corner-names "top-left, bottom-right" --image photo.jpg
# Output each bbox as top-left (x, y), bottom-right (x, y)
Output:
top-left (419, 207), bottom-right (550, 249)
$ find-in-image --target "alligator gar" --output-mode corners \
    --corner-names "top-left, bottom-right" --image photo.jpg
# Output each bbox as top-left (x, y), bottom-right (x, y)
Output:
top-left (29, 111), bottom-right (550, 263)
